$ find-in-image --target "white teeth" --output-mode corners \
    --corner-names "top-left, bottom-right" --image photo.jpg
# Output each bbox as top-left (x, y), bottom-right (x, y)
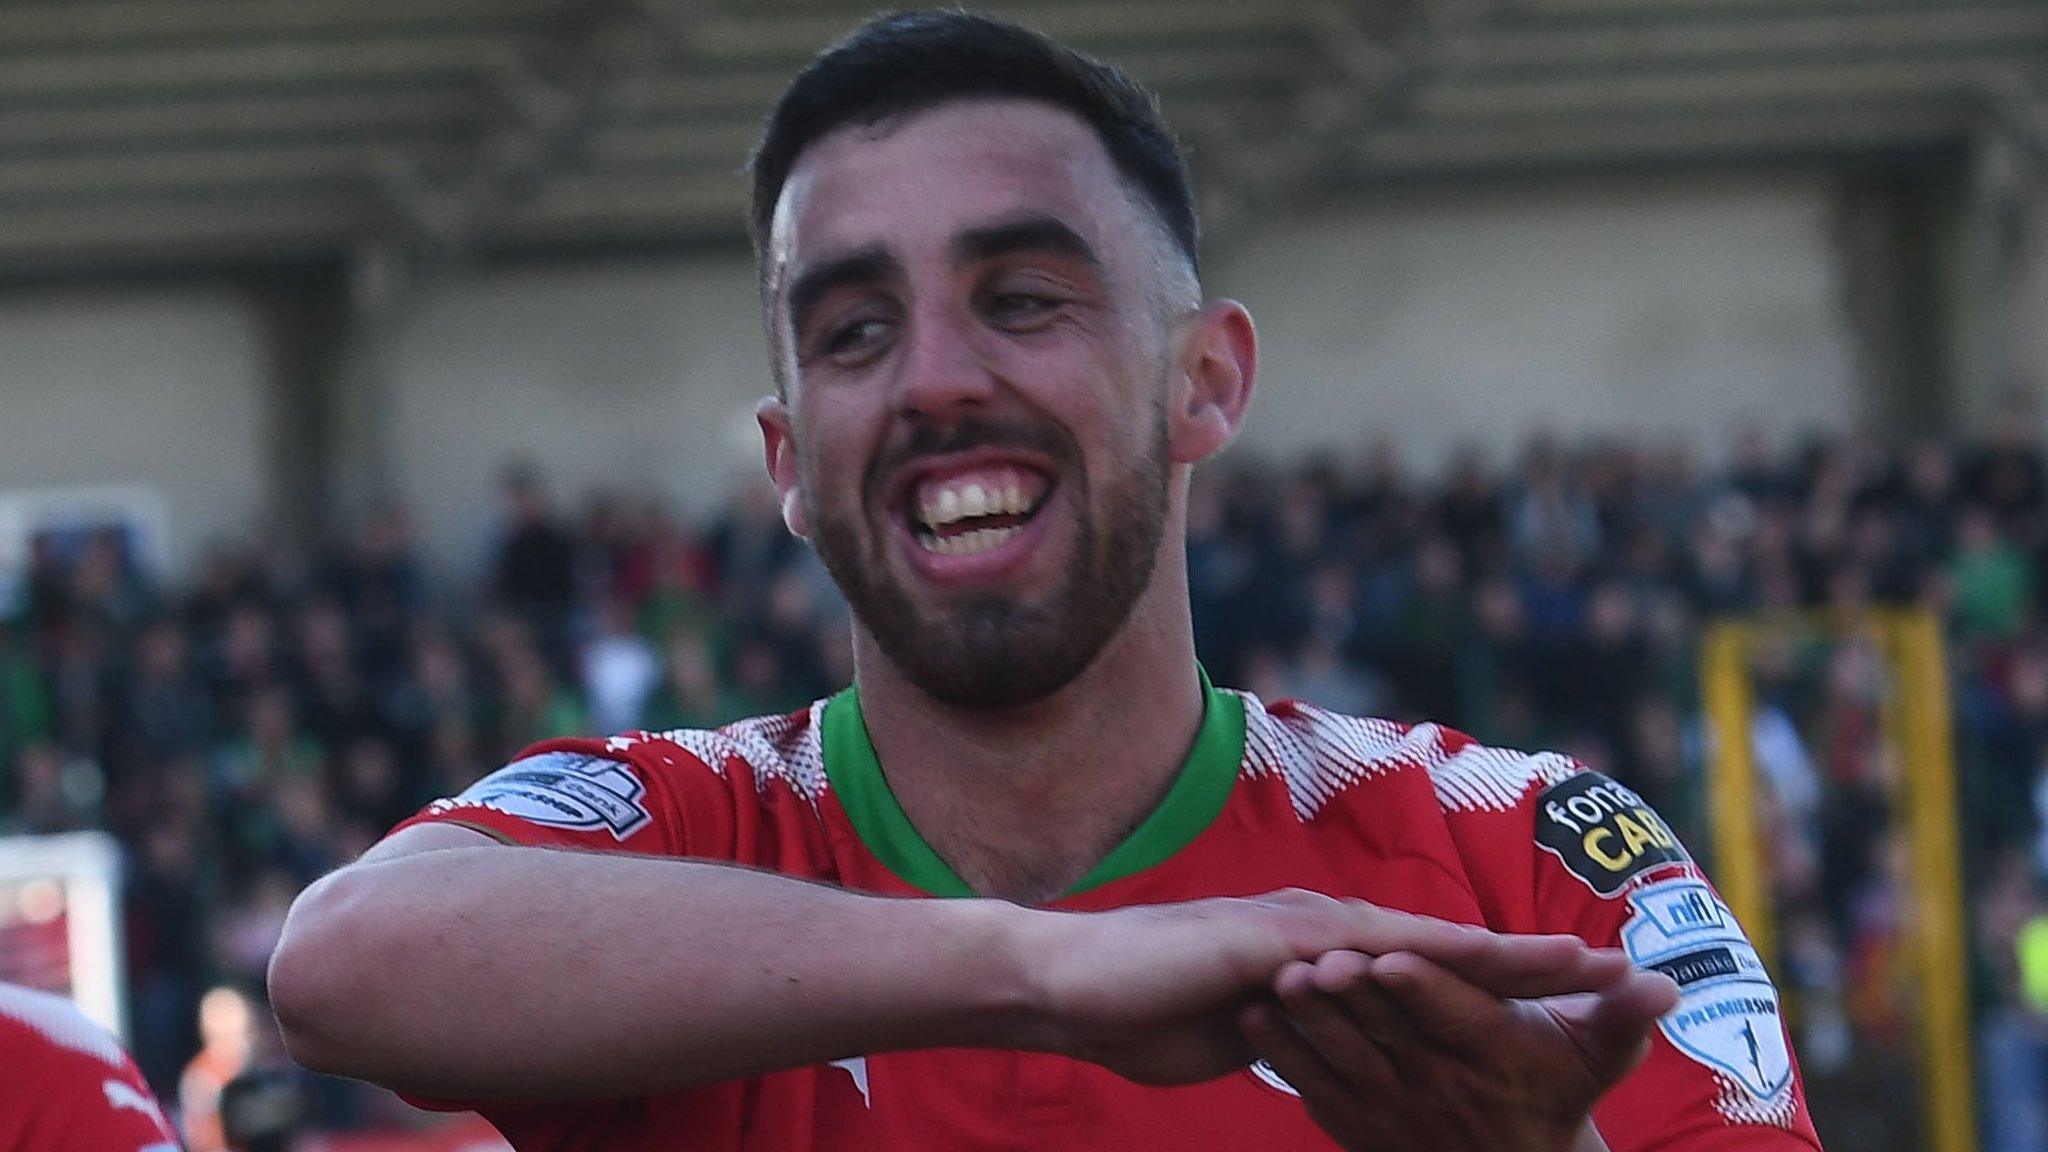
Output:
top-left (914, 474), bottom-right (1040, 530)
top-left (917, 524), bottom-right (1021, 557)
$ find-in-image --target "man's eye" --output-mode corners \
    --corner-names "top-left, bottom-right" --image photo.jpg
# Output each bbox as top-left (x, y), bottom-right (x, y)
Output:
top-left (986, 292), bottom-right (1060, 325)
top-left (822, 318), bottom-right (892, 358)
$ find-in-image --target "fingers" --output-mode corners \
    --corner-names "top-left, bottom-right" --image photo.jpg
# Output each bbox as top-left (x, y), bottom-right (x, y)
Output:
top-left (1280, 897), bottom-right (1630, 1001)
top-left (1543, 970), bottom-right (1680, 1083)
top-left (1240, 999), bottom-right (1398, 1148)
top-left (1433, 936), bottom-right (1633, 1001)
top-left (1253, 890), bottom-right (1635, 1002)
top-left (1358, 912), bottom-right (1632, 1001)
top-left (1274, 954), bottom-right (1408, 1089)
top-left (1587, 970), bottom-right (1681, 1031)
top-left (1368, 950), bottom-right (1516, 1060)
top-left (1340, 950), bottom-right (1679, 1088)
top-left (1248, 946), bottom-right (1656, 1152)
top-left (1239, 996), bottom-right (1349, 1102)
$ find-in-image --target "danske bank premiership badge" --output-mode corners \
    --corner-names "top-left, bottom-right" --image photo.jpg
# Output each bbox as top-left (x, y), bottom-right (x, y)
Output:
top-left (1621, 876), bottom-right (1791, 1101)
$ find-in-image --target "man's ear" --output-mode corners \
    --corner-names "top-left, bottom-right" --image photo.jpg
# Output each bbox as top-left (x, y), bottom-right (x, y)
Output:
top-left (1167, 300), bottom-right (1258, 466)
top-left (756, 396), bottom-right (810, 539)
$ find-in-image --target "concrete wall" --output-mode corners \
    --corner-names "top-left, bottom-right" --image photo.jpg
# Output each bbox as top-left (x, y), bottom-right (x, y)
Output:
top-left (384, 256), bottom-right (774, 573)
top-left (2008, 185), bottom-right (2048, 416)
top-left (0, 286), bottom-right (268, 580)
top-left (1212, 172), bottom-right (1860, 471)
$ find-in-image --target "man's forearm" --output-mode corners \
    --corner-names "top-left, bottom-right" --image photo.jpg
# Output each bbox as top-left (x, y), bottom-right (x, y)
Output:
top-left (269, 845), bottom-right (1040, 1102)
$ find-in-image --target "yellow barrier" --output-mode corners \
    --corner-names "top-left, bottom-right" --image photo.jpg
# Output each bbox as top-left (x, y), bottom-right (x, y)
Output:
top-left (1698, 610), bottom-right (1976, 1152)
top-left (1888, 613), bottom-right (1976, 1152)
top-left (1700, 625), bottom-right (1771, 965)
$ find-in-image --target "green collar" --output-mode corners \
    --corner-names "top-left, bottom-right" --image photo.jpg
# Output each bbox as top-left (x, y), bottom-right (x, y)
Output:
top-left (819, 668), bottom-right (1246, 899)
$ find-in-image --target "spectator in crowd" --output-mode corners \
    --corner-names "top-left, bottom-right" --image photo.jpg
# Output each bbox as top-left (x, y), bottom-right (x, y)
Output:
top-left (1948, 508), bottom-right (2034, 640)
top-left (1976, 850), bottom-right (2048, 1152)
top-left (3, 741), bottom-right (97, 834)
top-left (116, 617), bottom-right (213, 779)
top-left (180, 985), bottom-right (259, 1152)
top-left (490, 463), bottom-right (580, 647)
top-left (492, 641), bottom-right (587, 759)
top-left (643, 631), bottom-right (738, 733)
top-left (580, 596), bottom-right (662, 736)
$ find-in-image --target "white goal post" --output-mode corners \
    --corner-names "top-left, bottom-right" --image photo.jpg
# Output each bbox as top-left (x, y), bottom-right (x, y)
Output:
top-left (0, 831), bottom-right (127, 1041)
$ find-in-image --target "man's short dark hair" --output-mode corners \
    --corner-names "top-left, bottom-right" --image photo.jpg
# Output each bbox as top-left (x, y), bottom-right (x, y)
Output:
top-left (748, 10), bottom-right (1200, 276)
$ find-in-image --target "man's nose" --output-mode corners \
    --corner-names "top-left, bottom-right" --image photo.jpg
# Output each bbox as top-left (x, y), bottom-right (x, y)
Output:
top-left (894, 306), bottom-right (997, 421)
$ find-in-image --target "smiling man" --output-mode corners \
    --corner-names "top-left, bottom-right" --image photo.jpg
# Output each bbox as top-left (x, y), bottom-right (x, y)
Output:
top-left (269, 12), bottom-right (1822, 1152)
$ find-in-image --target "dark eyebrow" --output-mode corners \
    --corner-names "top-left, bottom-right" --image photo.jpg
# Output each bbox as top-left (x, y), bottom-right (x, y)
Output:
top-left (785, 247), bottom-right (901, 336)
top-left (952, 216), bottom-right (1102, 271)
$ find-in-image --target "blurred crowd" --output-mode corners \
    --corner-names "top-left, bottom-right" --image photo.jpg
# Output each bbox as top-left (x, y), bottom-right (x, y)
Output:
top-left (7, 422), bottom-right (2048, 1144)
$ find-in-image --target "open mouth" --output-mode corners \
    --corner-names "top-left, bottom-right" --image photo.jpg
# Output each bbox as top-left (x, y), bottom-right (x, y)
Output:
top-left (905, 463), bottom-right (1054, 558)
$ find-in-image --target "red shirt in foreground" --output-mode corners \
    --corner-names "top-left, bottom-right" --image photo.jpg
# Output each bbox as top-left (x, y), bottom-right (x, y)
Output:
top-left (0, 982), bottom-right (182, 1152)
top-left (391, 681), bottom-right (1824, 1151)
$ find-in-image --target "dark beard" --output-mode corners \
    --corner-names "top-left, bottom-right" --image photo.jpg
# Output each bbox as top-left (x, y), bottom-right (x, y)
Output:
top-left (806, 404), bottom-right (1170, 710)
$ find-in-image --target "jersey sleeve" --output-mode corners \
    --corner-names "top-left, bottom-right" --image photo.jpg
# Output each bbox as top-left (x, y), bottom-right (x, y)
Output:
top-left (53, 1061), bottom-right (180, 1152)
top-left (387, 731), bottom-right (746, 861)
top-left (0, 1002), bottom-right (179, 1152)
top-left (1450, 760), bottom-right (1824, 1152)
top-left (1543, 768), bottom-right (1822, 1151)
top-left (380, 731), bottom-right (751, 1122)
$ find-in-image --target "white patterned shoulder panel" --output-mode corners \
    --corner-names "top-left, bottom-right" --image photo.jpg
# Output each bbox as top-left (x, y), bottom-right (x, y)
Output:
top-left (1241, 693), bottom-right (1579, 819)
top-left (0, 983), bottom-right (126, 1068)
top-left (1240, 693), bottom-right (1426, 820)
top-left (1428, 743), bottom-right (1581, 813)
top-left (644, 700), bottom-right (830, 806)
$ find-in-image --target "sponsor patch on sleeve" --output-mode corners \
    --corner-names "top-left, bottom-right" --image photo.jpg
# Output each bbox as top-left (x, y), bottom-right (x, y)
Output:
top-left (1623, 875), bottom-right (1792, 1103)
top-left (440, 752), bottom-right (653, 841)
top-left (1534, 771), bottom-right (1689, 896)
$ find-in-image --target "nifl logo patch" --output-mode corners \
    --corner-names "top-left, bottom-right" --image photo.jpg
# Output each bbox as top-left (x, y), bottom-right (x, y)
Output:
top-left (1534, 771), bottom-right (1689, 897)
top-left (452, 753), bottom-right (653, 841)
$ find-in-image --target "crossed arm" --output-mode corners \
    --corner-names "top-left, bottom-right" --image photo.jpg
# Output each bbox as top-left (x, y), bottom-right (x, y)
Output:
top-left (270, 823), bottom-right (1673, 1149)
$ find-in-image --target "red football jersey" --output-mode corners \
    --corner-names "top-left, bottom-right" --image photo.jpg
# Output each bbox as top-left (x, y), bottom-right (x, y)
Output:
top-left (0, 983), bottom-right (181, 1152)
top-left (391, 679), bottom-right (1824, 1151)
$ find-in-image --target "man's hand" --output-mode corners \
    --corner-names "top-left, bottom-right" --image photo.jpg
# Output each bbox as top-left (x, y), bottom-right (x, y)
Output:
top-left (1015, 890), bottom-right (1644, 1087)
top-left (1237, 947), bottom-right (1680, 1152)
